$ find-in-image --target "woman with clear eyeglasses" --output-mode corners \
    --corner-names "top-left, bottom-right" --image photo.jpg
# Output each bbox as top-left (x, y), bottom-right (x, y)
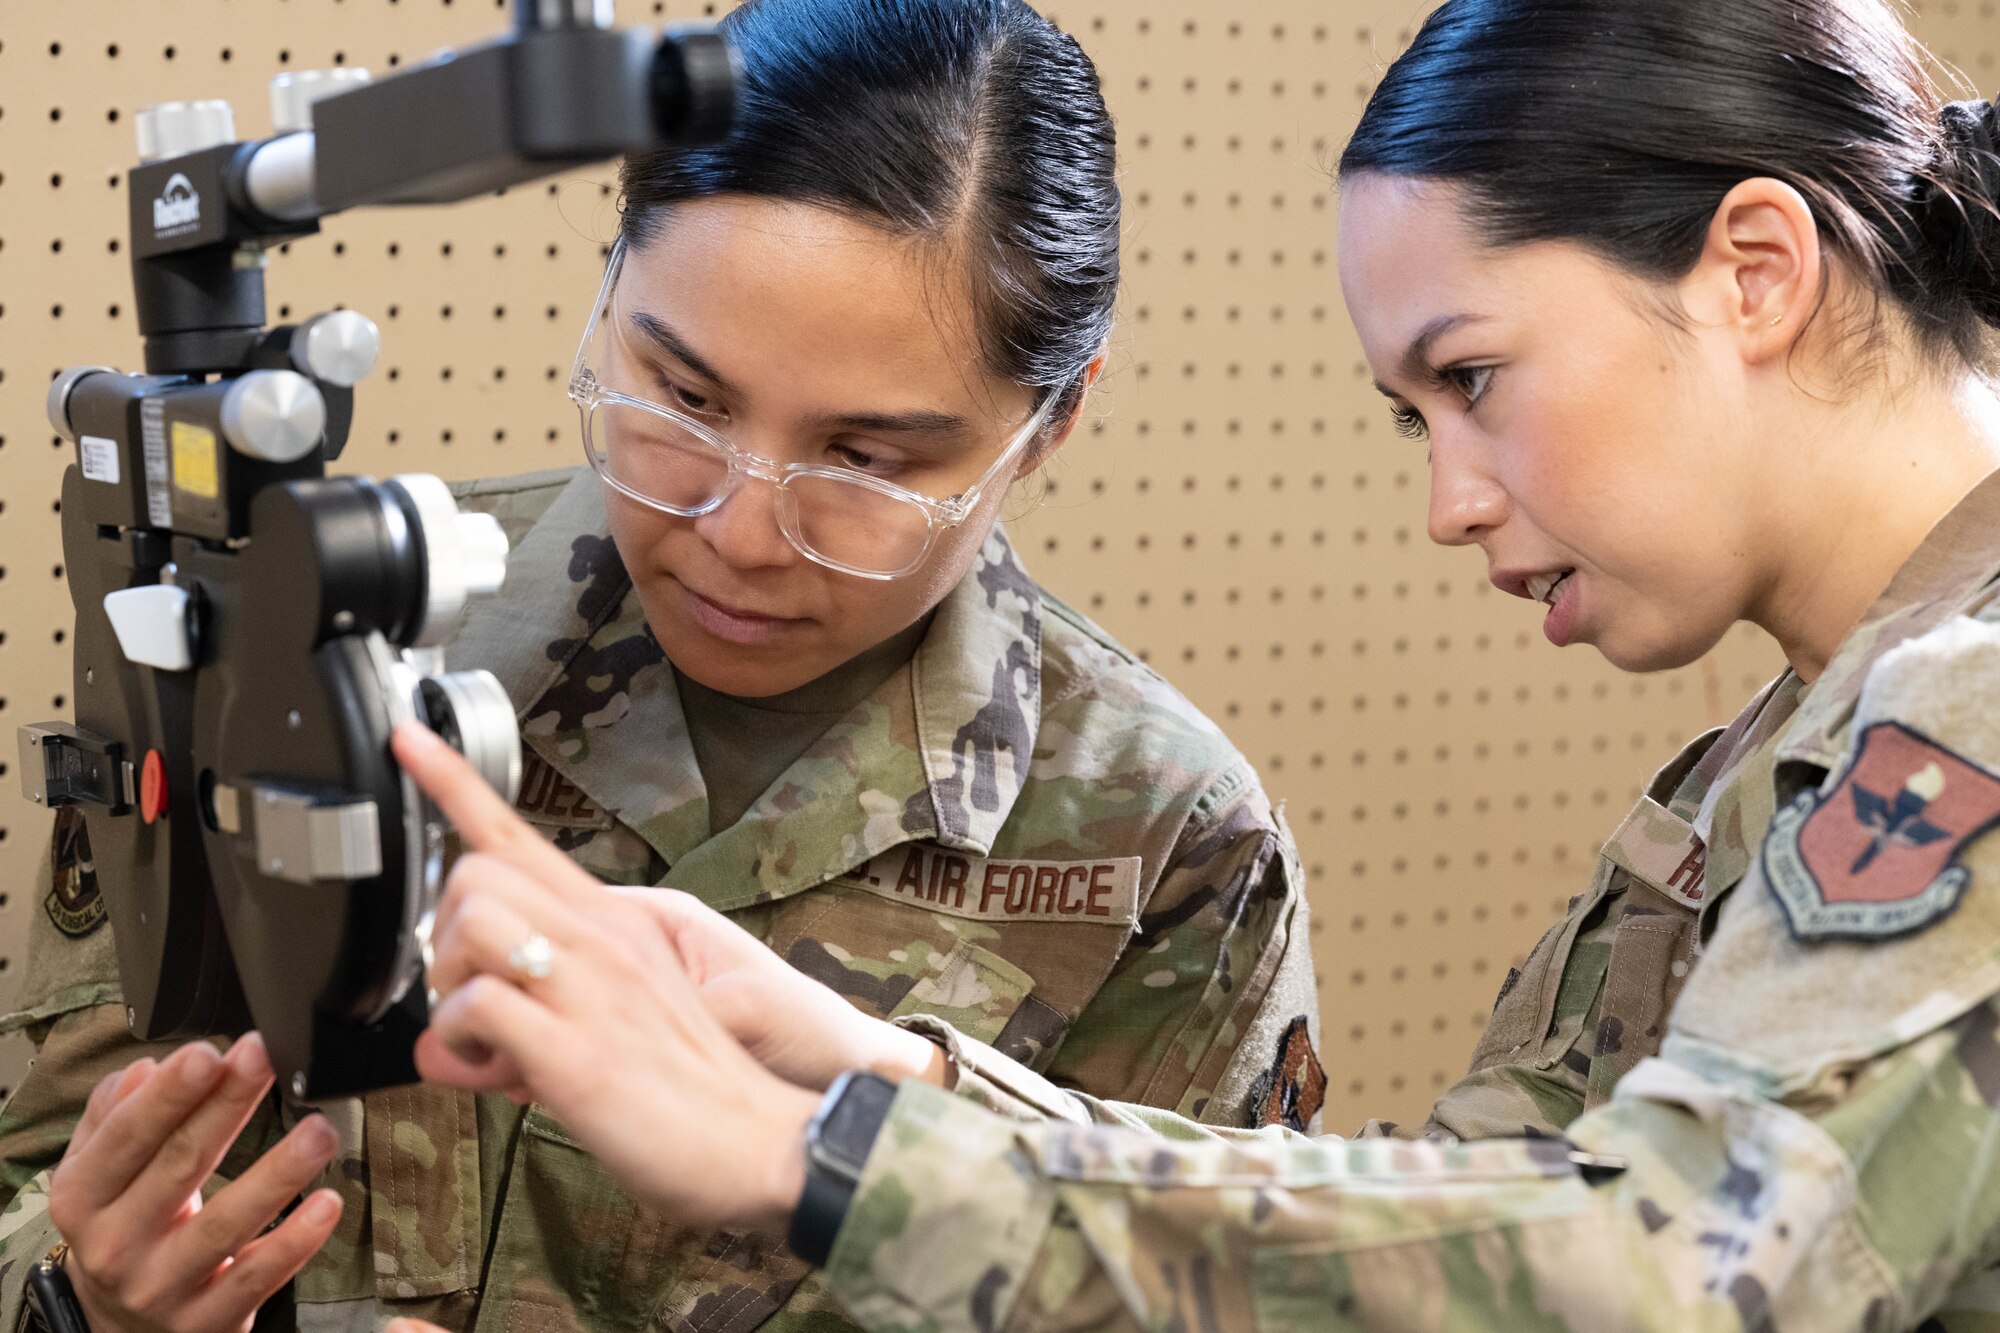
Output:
top-left (0, 1), bottom-right (1321, 1331)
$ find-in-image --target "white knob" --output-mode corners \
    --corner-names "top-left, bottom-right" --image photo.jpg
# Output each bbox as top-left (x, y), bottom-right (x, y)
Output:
top-left (390, 475), bottom-right (514, 647)
top-left (268, 69), bottom-right (373, 135)
top-left (291, 311), bottom-right (381, 387)
top-left (136, 100), bottom-right (237, 163)
top-left (456, 513), bottom-right (510, 599)
top-left (104, 585), bottom-right (195, 672)
top-left (221, 370), bottom-right (327, 463)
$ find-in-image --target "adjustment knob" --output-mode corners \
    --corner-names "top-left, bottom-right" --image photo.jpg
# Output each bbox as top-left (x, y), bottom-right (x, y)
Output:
top-left (520, 0), bottom-right (615, 29)
top-left (457, 512), bottom-right (510, 600)
top-left (268, 69), bottom-right (373, 135)
top-left (389, 474), bottom-right (513, 647)
top-left (220, 370), bottom-right (327, 463)
top-left (135, 100), bottom-right (237, 162)
top-left (46, 366), bottom-right (118, 443)
top-left (291, 310), bottom-right (381, 387)
top-left (419, 671), bottom-right (523, 804)
top-left (651, 29), bottom-right (739, 146)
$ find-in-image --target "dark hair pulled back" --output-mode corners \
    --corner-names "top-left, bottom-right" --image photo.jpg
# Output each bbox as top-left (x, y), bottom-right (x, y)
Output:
top-left (1340, 0), bottom-right (2000, 371)
top-left (620, 0), bottom-right (1119, 412)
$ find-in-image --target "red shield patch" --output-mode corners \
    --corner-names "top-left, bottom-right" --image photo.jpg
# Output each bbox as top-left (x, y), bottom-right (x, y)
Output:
top-left (1766, 722), bottom-right (2000, 941)
top-left (1246, 1015), bottom-right (1326, 1131)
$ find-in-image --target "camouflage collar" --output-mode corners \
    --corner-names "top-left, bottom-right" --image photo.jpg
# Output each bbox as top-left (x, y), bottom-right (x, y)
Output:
top-left (449, 471), bottom-right (1045, 910)
top-left (1777, 466), bottom-right (2000, 771)
top-left (1663, 467), bottom-right (2000, 904)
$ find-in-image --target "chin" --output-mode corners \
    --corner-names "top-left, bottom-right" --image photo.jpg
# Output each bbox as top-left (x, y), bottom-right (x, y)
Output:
top-left (1591, 618), bottom-right (1730, 676)
top-left (667, 640), bottom-right (822, 699)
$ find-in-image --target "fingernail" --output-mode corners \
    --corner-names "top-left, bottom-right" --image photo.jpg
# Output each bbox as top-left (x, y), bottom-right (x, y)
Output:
top-left (228, 1031), bottom-right (267, 1069)
top-left (179, 1044), bottom-right (221, 1084)
top-left (299, 1115), bottom-right (339, 1155)
top-left (303, 1191), bottom-right (340, 1224)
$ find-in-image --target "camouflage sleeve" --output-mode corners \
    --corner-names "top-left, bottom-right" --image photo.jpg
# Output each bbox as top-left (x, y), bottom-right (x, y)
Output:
top-left (891, 1014), bottom-right (1290, 1146)
top-left (821, 995), bottom-right (2000, 1333)
top-left (821, 622), bottom-right (2000, 1332)
top-left (1041, 768), bottom-right (1325, 1131)
top-left (0, 825), bottom-right (281, 1332)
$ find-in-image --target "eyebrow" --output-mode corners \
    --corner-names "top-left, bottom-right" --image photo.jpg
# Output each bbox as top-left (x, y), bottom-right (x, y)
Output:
top-left (803, 407), bottom-right (972, 442)
top-left (629, 311), bottom-right (739, 397)
top-left (1373, 314), bottom-right (1490, 397)
top-left (627, 310), bottom-right (974, 443)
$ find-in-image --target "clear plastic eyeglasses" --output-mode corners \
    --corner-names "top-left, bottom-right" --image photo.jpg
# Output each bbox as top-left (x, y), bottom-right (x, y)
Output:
top-left (567, 238), bottom-right (1067, 581)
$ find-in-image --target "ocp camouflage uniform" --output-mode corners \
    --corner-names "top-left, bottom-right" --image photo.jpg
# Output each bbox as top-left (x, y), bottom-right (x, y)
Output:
top-left (817, 470), bottom-right (2000, 1331)
top-left (0, 468), bottom-right (1322, 1332)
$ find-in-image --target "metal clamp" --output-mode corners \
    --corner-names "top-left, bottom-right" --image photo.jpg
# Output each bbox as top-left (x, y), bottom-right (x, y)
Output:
top-left (252, 786), bottom-right (382, 883)
top-left (17, 724), bottom-right (133, 813)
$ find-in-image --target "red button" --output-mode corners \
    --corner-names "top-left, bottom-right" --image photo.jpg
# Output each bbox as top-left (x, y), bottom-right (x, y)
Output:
top-left (140, 750), bottom-right (167, 824)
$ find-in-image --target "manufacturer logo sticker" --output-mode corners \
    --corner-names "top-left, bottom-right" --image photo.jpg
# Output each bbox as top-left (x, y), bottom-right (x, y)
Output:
top-left (152, 172), bottom-right (202, 238)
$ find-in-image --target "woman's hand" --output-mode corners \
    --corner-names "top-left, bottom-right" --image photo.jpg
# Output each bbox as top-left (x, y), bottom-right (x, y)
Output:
top-left (403, 725), bottom-right (945, 1095)
top-left (392, 723), bottom-right (825, 1231)
top-left (46, 1034), bottom-right (343, 1333)
top-left (605, 887), bottom-right (948, 1093)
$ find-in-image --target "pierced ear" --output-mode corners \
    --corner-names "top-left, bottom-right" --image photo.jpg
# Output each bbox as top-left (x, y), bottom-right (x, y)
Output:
top-left (1686, 177), bottom-right (1823, 359)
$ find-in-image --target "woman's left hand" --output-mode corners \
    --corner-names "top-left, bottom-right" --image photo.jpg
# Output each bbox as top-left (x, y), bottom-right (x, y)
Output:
top-left (389, 724), bottom-right (820, 1232)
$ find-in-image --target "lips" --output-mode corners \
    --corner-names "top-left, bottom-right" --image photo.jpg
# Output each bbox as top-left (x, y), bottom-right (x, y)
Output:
top-left (687, 588), bottom-right (798, 623)
top-left (676, 580), bottom-right (811, 647)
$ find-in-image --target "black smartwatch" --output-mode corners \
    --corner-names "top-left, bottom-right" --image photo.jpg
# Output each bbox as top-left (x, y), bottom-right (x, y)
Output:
top-left (26, 1244), bottom-right (89, 1333)
top-left (787, 1071), bottom-right (899, 1268)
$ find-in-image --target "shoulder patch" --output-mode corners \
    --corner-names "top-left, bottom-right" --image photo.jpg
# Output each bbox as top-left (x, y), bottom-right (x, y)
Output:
top-left (45, 807), bottom-right (107, 939)
top-left (1765, 721), bottom-right (2000, 941)
top-left (1246, 1014), bottom-right (1326, 1131)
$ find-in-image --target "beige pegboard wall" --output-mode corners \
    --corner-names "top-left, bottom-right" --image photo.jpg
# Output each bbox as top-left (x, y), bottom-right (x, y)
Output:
top-left (0, 0), bottom-right (1984, 1129)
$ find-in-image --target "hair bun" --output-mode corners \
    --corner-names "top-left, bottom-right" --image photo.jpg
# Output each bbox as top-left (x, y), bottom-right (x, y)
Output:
top-left (1932, 98), bottom-right (2000, 324)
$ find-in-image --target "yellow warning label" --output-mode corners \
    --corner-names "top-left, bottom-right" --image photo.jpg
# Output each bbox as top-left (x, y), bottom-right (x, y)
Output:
top-left (170, 421), bottom-right (219, 500)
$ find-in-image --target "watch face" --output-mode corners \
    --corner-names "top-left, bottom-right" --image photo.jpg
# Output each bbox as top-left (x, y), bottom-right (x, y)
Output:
top-left (820, 1072), bottom-right (900, 1174)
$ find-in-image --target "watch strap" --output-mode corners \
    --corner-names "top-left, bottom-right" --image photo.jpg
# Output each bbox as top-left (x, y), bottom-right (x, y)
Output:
top-left (26, 1243), bottom-right (89, 1333)
top-left (787, 1071), bottom-right (897, 1267)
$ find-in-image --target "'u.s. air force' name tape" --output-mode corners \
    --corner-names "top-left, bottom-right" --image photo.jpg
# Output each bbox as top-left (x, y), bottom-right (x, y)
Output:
top-left (832, 844), bottom-right (1142, 927)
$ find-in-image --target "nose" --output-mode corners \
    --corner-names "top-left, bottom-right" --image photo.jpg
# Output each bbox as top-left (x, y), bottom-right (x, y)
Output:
top-left (693, 471), bottom-right (800, 571)
top-left (1425, 432), bottom-right (1509, 548)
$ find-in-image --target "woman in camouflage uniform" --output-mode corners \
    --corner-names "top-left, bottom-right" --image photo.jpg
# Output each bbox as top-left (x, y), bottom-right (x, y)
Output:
top-left (396, 0), bottom-right (2000, 1328)
top-left (0, 2), bottom-right (1322, 1330)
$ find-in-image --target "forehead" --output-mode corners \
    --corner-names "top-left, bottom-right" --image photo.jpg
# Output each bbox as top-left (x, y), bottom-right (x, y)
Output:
top-left (1336, 175), bottom-right (1613, 376)
top-left (615, 196), bottom-right (1000, 409)
top-left (1337, 176), bottom-right (1493, 360)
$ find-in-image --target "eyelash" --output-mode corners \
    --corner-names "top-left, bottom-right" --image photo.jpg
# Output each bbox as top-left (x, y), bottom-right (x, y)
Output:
top-left (654, 374), bottom-right (907, 476)
top-left (662, 377), bottom-right (723, 419)
top-left (1388, 365), bottom-right (1495, 443)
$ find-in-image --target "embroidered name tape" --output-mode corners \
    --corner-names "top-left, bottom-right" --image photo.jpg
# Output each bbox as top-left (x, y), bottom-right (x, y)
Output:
top-left (1600, 796), bottom-right (1709, 909)
top-left (834, 845), bottom-right (1141, 927)
top-left (514, 753), bottom-right (613, 831)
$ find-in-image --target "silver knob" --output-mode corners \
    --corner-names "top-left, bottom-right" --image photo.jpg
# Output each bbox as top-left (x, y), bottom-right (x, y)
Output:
top-left (526, 0), bottom-right (615, 29)
top-left (291, 311), bottom-right (381, 387)
top-left (47, 366), bottom-right (118, 443)
top-left (418, 671), bottom-right (523, 804)
top-left (220, 371), bottom-right (326, 463)
top-left (135, 100), bottom-right (236, 163)
top-left (268, 69), bottom-right (372, 135)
